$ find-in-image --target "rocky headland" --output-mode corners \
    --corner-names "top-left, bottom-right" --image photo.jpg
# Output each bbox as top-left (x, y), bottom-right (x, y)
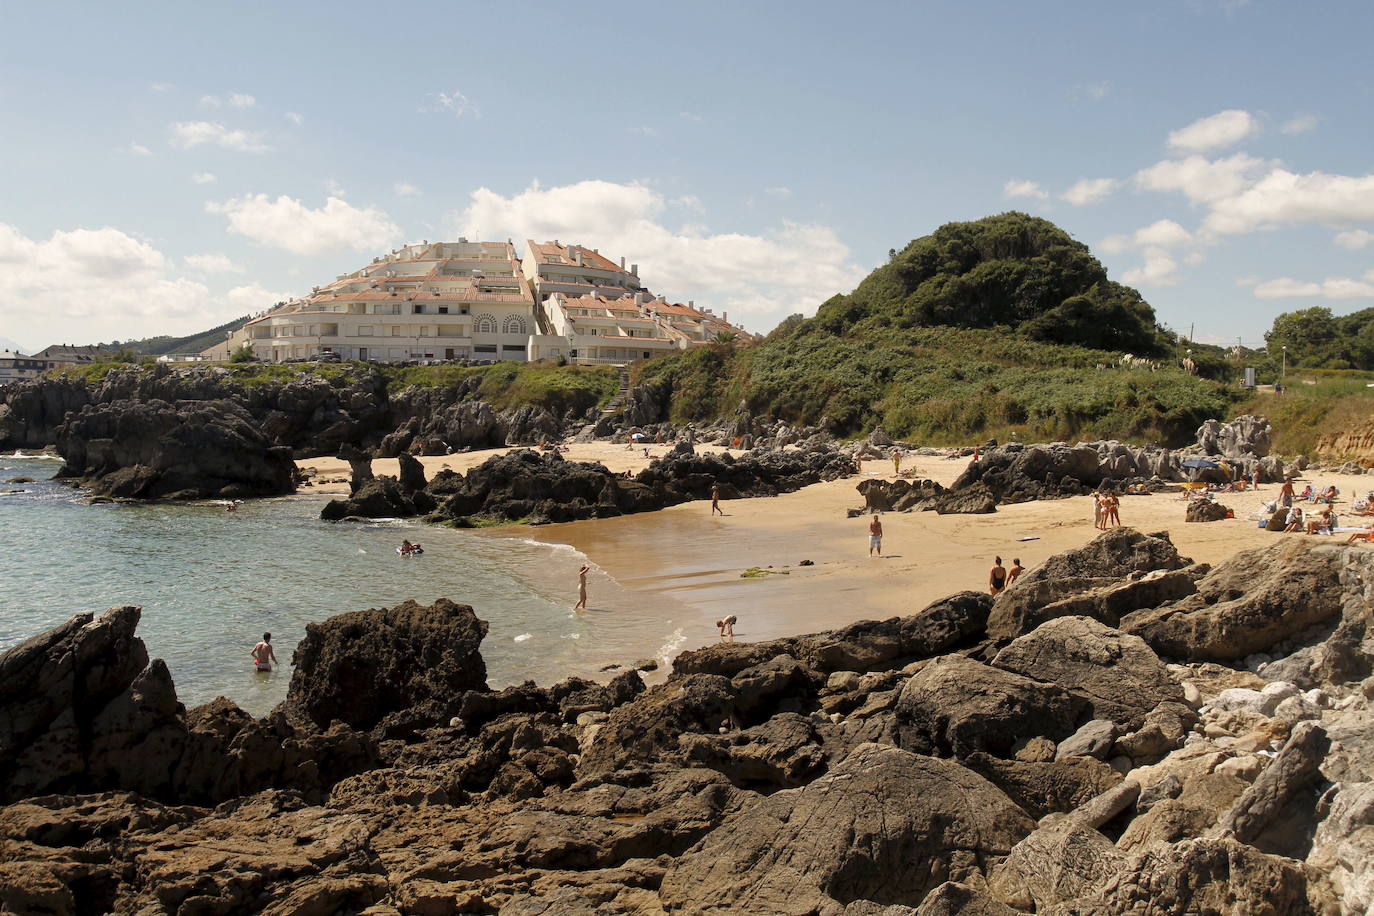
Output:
top-left (2, 528), bottom-right (1371, 914)
top-left (320, 444), bottom-right (856, 525)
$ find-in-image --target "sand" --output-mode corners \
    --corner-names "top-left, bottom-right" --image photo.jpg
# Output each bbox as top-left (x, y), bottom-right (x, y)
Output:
top-left (297, 447), bottom-right (1374, 661)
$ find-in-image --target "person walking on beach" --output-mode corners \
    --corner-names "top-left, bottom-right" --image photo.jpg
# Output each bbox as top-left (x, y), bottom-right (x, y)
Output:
top-left (989, 557), bottom-right (1007, 595)
top-left (868, 514), bottom-right (883, 557)
top-left (891, 448), bottom-right (902, 477)
top-left (710, 483), bottom-right (724, 516)
top-left (251, 633), bottom-right (278, 672)
top-left (716, 615), bottom-right (736, 638)
top-left (574, 564), bottom-right (590, 611)
top-left (1280, 477), bottom-right (1295, 508)
top-left (1007, 558), bottom-right (1024, 586)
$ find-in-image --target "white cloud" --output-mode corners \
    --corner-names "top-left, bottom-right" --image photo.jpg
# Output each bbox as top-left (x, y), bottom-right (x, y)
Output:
top-left (1334, 229), bottom-right (1374, 250)
top-left (228, 93), bottom-right (256, 109)
top-left (1203, 168), bottom-right (1374, 234)
top-left (1071, 81), bottom-right (1111, 102)
top-left (149, 82), bottom-right (173, 92)
top-left (170, 121), bottom-right (270, 153)
top-left (0, 223), bottom-right (222, 341)
top-left (680, 112), bottom-right (703, 121)
top-left (1061, 177), bottom-right (1118, 206)
top-left (199, 94), bottom-right (222, 108)
top-left (628, 125), bottom-right (658, 137)
top-left (184, 253), bottom-right (241, 274)
top-left (285, 111), bottom-right (304, 125)
top-left (191, 172), bottom-right (217, 185)
top-left (225, 282), bottom-right (296, 311)
top-left (207, 194), bottom-right (401, 255)
top-left (394, 181), bottom-right (421, 197)
top-left (1183, 251), bottom-right (1207, 265)
top-left (764, 187), bottom-right (793, 200)
top-left (452, 179), bottom-right (866, 331)
top-left (670, 195), bottom-right (704, 213)
top-left (1281, 114), bottom-right (1319, 135)
top-left (127, 142), bottom-right (152, 156)
top-left (1121, 247), bottom-right (1181, 287)
top-left (1167, 109), bottom-right (1260, 152)
top-left (1100, 219), bottom-right (1193, 253)
top-left (1003, 179), bottom-right (1048, 201)
top-left (420, 90), bottom-right (479, 118)
top-left (1251, 275), bottom-right (1374, 299)
top-left (1134, 152), bottom-right (1270, 204)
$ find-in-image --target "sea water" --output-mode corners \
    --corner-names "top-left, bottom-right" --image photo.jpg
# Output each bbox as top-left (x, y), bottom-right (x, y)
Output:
top-left (0, 456), bottom-right (692, 715)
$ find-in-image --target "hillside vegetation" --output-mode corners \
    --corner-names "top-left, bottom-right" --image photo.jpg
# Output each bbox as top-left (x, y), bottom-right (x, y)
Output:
top-left (52, 360), bottom-right (620, 418)
top-left (636, 213), bottom-right (1237, 446)
top-left (1235, 370), bottom-right (1374, 458)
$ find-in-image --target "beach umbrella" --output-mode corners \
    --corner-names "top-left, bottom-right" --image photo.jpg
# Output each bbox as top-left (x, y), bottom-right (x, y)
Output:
top-left (631, 432), bottom-right (646, 440)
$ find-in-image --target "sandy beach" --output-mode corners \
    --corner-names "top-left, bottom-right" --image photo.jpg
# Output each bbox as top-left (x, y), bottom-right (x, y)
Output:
top-left (297, 447), bottom-right (1374, 664)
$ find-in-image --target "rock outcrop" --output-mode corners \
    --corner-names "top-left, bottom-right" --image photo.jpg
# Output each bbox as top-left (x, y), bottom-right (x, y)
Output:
top-left (53, 398), bottom-right (296, 499)
top-left (1, 530), bottom-right (1370, 913)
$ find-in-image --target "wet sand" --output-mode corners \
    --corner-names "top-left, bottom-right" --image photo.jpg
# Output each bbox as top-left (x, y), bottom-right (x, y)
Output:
top-left (297, 448), bottom-right (1374, 664)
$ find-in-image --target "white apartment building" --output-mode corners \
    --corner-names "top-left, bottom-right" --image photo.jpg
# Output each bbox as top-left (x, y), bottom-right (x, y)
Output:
top-left (528, 292), bottom-right (755, 364)
top-left (521, 239), bottom-right (645, 302)
top-left (222, 240), bottom-right (536, 363)
top-left (0, 351), bottom-right (46, 386)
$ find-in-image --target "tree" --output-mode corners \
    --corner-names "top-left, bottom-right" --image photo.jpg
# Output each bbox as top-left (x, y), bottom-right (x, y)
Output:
top-left (714, 330), bottom-right (739, 344)
top-left (229, 343), bottom-right (256, 363)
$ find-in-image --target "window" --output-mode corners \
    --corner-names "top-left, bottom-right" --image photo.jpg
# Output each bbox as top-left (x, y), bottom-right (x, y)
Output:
top-left (502, 344), bottom-right (527, 352)
top-left (438, 306), bottom-right (449, 314)
top-left (474, 344), bottom-right (497, 353)
top-left (391, 326), bottom-right (402, 337)
top-left (475, 314), bottom-right (497, 334)
top-left (438, 326), bottom-right (465, 338)
top-left (419, 326), bottom-right (431, 337)
top-left (502, 315), bottom-right (527, 335)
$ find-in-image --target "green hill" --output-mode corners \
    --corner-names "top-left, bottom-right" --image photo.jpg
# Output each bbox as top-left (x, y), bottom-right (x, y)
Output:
top-left (635, 213), bottom-right (1237, 447)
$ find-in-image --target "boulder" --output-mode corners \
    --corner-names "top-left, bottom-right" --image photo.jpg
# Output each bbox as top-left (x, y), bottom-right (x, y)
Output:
top-left (987, 568), bottom-right (1200, 641)
top-left (988, 819), bottom-right (1130, 912)
top-left (657, 744), bottom-right (1034, 913)
top-left (1056, 720), bottom-right (1118, 761)
top-left (1185, 499), bottom-right (1230, 522)
top-left (1122, 540), bottom-right (1347, 661)
top-left (895, 655), bottom-right (1086, 758)
top-left (962, 753), bottom-right (1124, 820)
top-left (284, 598), bottom-right (489, 732)
top-left (992, 617), bottom-right (1184, 730)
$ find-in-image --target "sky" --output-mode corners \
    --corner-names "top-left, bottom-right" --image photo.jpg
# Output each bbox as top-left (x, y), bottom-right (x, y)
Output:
top-left (1, 0), bottom-right (1372, 351)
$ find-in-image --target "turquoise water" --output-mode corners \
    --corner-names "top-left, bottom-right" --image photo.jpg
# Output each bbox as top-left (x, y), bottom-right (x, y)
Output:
top-left (0, 456), bottom-right (691, 716)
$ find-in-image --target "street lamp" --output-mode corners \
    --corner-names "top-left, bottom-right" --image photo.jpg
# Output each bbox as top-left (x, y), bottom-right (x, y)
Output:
top-left (1281, 346), bottom-right (1287, 382)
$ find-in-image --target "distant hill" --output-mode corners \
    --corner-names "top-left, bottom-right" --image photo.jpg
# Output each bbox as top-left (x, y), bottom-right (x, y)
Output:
top-left (53, 315), bottom-right (251, 358)
top-left (635, 212), bottom-right (1235, 447)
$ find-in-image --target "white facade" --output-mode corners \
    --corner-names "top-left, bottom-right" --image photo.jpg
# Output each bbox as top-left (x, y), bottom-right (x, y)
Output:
top-left (0, 351), bottom-right (45, 386)
top-left (528, 292), bottom-right (755, 365)
top-left (521, 240), bottom-right (645, 302)
top-left (223, 240), bottom-right (536, 363)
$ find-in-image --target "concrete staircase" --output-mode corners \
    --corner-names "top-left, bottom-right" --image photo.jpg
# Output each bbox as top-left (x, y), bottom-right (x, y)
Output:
top-left (572, 366), bottom-right (630, 442)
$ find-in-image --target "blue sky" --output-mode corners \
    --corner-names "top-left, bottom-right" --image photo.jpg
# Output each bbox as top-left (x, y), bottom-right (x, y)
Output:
top-left (1, 0), bottom-right (1372, 350)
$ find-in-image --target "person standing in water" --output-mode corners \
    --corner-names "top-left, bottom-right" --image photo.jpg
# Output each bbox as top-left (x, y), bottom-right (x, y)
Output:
top-left (989, 557), bottom-right (1007, 595)
top-left (710, 483), bottom-right (724, 516)
top-left (574, 564), bottom-right (590, 611)
top-left (251, 633), bottom-right (278, 672)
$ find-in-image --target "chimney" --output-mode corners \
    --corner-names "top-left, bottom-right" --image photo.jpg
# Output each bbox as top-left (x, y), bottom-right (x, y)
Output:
top-left (723, 312), bottom-right (728, 323)
top-left (554, 239), bottom-right (560, 248)
top-left (689, 300), bottom-right (694, 309)
top-left (620, 256), bottom-right (625, 269)
top-left (631, 264), bottom-right (639, 277)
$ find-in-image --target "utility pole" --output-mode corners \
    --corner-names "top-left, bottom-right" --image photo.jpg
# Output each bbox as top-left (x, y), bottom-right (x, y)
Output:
top-left (1189, 322), bottom-right (1194, 343)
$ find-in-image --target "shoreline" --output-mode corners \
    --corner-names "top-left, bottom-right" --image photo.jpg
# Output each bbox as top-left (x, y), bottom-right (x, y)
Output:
top-left (297, 446), bottom-right (1374, 669)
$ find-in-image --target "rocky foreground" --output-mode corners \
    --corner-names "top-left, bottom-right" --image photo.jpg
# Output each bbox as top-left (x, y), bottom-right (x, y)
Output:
top-left (1, 530), bottom-right (1371, 915)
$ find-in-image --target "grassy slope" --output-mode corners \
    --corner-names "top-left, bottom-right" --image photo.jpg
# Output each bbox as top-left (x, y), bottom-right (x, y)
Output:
top-left (636, 327), bottom-right (1235, 447)
top-left (1234, 370), bottom-right (1374, 458)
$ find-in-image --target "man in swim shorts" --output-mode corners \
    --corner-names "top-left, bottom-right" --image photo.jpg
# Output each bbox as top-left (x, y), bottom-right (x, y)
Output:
top-left (869, 515), bottom-right (883, 557)
top-left (252, 633), bottom-right (278, 672)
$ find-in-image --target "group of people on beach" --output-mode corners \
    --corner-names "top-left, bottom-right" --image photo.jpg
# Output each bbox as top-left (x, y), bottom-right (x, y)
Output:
top-left (1093, 491), bottom-right (1121, 529)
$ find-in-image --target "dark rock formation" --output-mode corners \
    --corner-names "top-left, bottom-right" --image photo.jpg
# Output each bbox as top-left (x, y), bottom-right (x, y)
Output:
top-left (657, 744), bottom-right (1035, 913)
top-left (1122, 539), bottom-right (1346, 661)
top-left (329, 445), bottom-right (856, 524)
top-left (284, 598), bottom-right (489, 732)
top-left (1185, 499), bottom-right (1231, 522)
top-left (53, 398), bottom-right (296, 499)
